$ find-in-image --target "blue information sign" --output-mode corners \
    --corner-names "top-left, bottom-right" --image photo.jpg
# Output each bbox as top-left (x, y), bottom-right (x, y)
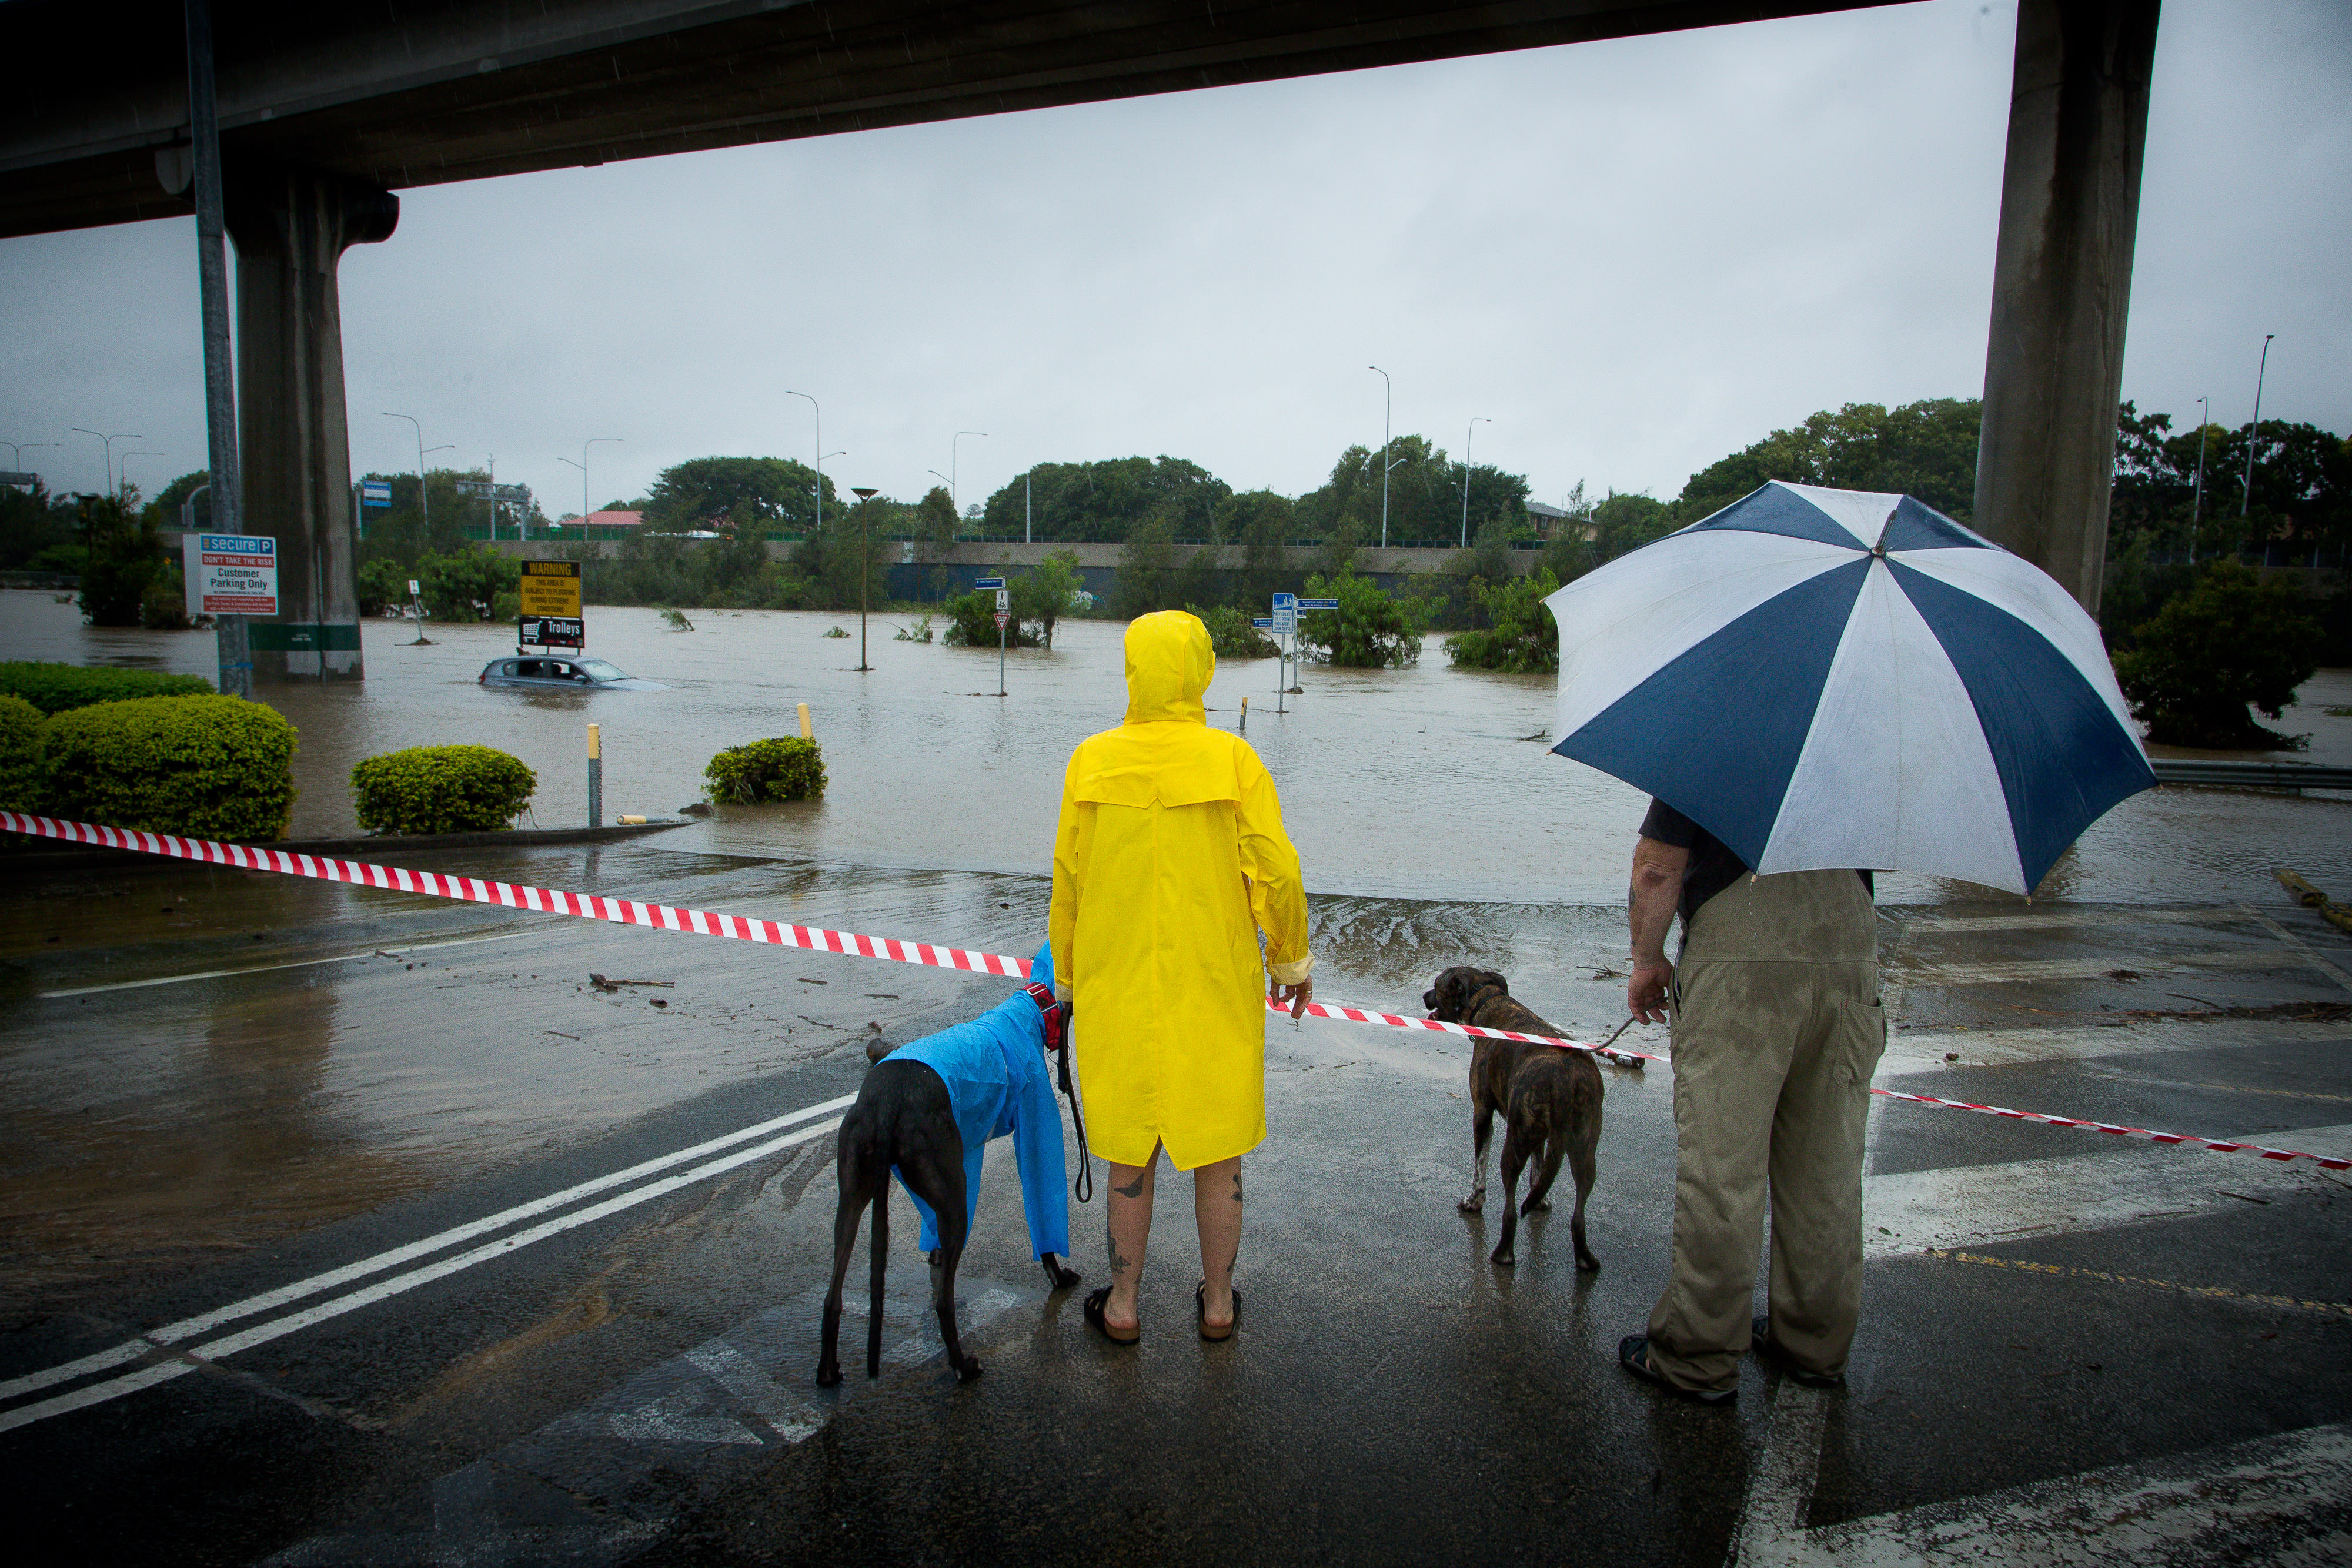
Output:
top-left (973, 576), bottom-right (1006, 589)
top-left (360, 481), bottom-right (392, 508)
top-left (1297, 597), bottom-right (1339, 610)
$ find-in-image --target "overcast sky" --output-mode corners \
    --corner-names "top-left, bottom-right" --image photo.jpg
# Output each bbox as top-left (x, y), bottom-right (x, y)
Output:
top-left (2, 0), bottom-right (2346, 522)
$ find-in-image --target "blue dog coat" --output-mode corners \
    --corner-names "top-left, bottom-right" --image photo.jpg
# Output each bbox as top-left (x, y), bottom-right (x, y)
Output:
top-left (890, 942), bottom-right (1071, 1260)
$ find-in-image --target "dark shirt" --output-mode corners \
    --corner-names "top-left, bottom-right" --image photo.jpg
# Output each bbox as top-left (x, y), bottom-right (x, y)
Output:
top-left (1639, 798), bottom-right (1873, 933)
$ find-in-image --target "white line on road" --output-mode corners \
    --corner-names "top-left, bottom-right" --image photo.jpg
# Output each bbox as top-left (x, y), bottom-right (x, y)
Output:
top-left (2241, 902), bottom-right (2352, 994)
top-left (0, 1092), bottom-right (855, 1407)
top-left (1895, 906), bottom-right (2248, 934)
top-left (38, 930), bottom-right (543, 998)
top-left (1892, 948), bottom-right (2320, 986)
top-left (0, 1115), bottom-right (846, 1435)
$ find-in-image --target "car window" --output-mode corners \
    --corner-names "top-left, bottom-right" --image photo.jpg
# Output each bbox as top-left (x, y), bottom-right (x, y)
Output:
top-left (575, 659), bottom-right (626, 681)
top-left (513, 660), bottom-right (543, 678)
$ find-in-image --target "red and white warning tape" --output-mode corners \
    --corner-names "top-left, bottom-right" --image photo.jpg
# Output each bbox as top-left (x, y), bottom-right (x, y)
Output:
top-left (12, 812), bottom-right (2347, 1173)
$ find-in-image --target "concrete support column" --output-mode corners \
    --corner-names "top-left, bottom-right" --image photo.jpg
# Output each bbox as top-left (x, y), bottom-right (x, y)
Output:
top-left (1972, 0), bottom-right (2161, 616)
top-left (226, 168), bottom-right (397, 681)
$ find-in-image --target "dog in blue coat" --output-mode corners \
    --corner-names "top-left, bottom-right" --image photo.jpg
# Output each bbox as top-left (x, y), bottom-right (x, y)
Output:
top-left (817, 942), bottom-right (1084, 1385)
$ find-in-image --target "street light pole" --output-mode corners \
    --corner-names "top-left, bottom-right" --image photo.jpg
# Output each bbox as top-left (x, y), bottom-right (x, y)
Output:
top-left (2188, 394), bottom-right (2208, 565)
top-left (784, 390), bottom-right (821, 537)
top-left (2239, 333), bottom-right (2275, 530)
top-left (382, 413), bottom-right (438, 525)
top-left (71, 429), bottom-right (142, 496)
top-left (951, 431), bottom-right (986, 520)
top-left (1, 440), bottom-right (58, 471)
top-left (118, 452), bottom-right (164, 502)
top-left (1368, 367), bottom-right (1391, 548)
top-left (850, 487), bottom-right (881, 673)
top-left (579, 436), bottom-right (621, 531)
top-left (1461, 416), bottom-right (1490, 549)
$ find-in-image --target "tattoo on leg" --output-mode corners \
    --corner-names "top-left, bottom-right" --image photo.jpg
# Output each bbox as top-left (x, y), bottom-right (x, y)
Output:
top-left (1109, 1241), bottom-right (1130, 1277)
top-left (1231, 1169), bottom-right (1244, 1204)
top-left (1113, 1173), bottom-right (1144, 1199)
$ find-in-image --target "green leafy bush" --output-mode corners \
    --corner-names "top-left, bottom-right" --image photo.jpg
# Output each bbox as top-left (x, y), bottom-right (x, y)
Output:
top-left (1297, 569), bottom-right (1430, 668)
top-left (1186, 603), bottom-right (1280, 659)
top-left (352, 745), bottom-right (537, 835)
top-left (43, 695), bottom-right (298, 840)
top-left (0, 661), bottom-right (212, 716)
top-left (2113, 561), bottom-right (2326, 750)
top-left (358, 559), bottom-right (409, 616)
top-left (941, 590), bottom-right (1041, 648)
top-left (0, 694), bottom-right (44, 813)
top-left (1445, 570), bottom-right (1562, 673)
top-left (705, 738), bottom-right (827, 803)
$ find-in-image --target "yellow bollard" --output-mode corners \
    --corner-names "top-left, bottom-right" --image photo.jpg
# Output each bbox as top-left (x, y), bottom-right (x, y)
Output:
top-left (797, 701), bottom-right (812, 740)
top-left (586, 723), bottom-right (603, 827)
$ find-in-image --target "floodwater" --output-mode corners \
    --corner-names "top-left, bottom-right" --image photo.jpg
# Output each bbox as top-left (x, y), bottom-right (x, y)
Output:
top-left (4, 588), bottom-right (2349, 905)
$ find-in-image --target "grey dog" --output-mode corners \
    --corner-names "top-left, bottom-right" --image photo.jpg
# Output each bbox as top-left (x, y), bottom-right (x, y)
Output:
top-left (1425, 966), bottom-right (1603, 1271)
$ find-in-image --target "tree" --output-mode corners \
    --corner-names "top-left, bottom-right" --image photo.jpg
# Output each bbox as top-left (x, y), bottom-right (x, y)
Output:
top-left (1671, 398), bottom-right (1983, 527)
top-left (1297, 568), bottom-right (1429, 668)
top-left (977, 456), bottom-right (1227, 544)
top-left (1444, 570), bottom-right (1561, 673)
top-left (1186, 603), bottom-right (1281, 659)
top-left (75, 494), bottom-right (166, 627)
top-left (1115, 513), bottom-right (1179, 617)
top-left (1591, 490), bottom-right (1673, 561)
top-left (2112, 561), bottom-right (2325, 749)
top-left (1012, 549), bottom-right (1086, 646)
top-left (417, 543), bottom-right (520, 621)
top-left (642, 456), bottom-right (835, 534)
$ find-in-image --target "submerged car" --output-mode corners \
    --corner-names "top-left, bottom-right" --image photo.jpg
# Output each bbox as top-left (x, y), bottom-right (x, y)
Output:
top-left (479, 656), bottom-right (668, 691)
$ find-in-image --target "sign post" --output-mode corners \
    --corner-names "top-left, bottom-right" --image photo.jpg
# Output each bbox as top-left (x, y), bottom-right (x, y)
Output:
top-left (183, 533), bottom-right (277, 697)
top-left (1270, 593), bottom-right (1297, 713)
top-left (977, 577), bottom-right (1009, 697)
top-left (517, 560), bottom-right (584, 653)
top-left (1292, 596), bottom-right (1337, 710)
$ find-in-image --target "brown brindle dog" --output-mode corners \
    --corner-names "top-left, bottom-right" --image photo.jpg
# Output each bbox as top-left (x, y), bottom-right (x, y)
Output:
top-left (1425, 966), bottom-right (1603, 1271)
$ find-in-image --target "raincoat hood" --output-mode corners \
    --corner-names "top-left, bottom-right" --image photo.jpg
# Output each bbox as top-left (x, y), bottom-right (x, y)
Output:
top-left (1123, 611), bottom-right (1215, 727)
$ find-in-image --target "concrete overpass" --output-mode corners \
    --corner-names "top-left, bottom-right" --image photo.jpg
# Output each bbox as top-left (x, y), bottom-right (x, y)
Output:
top-left (0, 0), bottom-right (2160, 681)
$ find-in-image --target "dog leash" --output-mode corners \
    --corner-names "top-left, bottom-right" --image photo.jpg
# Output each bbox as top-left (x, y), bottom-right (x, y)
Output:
top-left (1024, 982), bottom-right (1093, 1204)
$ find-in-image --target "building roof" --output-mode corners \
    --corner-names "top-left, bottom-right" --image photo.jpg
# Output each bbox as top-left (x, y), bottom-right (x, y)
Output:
top-left (558, 510), bottom-right (643, 528)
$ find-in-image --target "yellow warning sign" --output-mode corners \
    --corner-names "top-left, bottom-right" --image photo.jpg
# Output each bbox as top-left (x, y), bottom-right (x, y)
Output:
top-left (517, 559), bottom-right (582, 618)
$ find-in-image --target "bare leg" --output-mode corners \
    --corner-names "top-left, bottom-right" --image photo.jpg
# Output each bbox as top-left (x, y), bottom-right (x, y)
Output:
top-left (1103, 1144), bottom-right (1159, 1334)
top-left (1193, 1155), bottom-right (1242, 1329)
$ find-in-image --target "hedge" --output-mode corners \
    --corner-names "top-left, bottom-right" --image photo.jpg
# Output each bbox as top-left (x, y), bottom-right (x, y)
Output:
top-left (705, 737), bottom-right (827, 803)
top-left (0, 695), bottom-right (43, 813)
top-left (43, 695), bottom-right (298, 841)
top-left (352, 745), bottom-right (537, 835)
top-left (0, 661), bottom-right (212, 716)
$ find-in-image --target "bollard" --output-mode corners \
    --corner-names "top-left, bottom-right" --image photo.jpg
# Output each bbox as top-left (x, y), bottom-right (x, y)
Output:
top-left (587, 722), bottom-right (602, 827)
top-left (797, 701), bottom-right (812, 740)
top-left (1238, 696), bottom-right (1248, 734)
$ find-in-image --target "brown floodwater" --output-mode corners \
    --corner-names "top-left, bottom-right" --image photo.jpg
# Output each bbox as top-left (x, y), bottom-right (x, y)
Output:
top-left (4, 588), bottom-right (2348, 906)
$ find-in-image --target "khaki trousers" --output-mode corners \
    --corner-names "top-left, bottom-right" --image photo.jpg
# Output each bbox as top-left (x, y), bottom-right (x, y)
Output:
top-left (1644, 869), bottom-right (1884, 1393)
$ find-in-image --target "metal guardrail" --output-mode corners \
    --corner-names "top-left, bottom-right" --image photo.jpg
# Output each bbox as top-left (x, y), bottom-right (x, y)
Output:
top-left (2150, 758), bottom-right (2352, 791)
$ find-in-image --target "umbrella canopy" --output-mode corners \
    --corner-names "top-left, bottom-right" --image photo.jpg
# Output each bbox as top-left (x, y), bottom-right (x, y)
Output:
top-left (1545, 481), bottom-right (2154, 894)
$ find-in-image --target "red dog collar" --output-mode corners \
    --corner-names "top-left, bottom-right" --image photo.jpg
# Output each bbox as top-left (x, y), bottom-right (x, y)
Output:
top-left (1021, 982), bottom-right (1067, 1054)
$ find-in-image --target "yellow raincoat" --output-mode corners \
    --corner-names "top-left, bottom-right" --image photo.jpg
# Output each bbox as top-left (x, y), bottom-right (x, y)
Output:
top-left (1049, 611), bottom-right (1313, 1170)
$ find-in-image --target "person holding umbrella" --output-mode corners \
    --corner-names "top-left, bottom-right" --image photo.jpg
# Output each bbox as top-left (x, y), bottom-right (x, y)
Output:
top-left (1543, 481), bottom-right (2154, 1404)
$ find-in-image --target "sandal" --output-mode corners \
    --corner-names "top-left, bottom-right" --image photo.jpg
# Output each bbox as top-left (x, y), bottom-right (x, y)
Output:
top-left (1196, 1282), bottom-right (1240, 1342)
top-left (1750, 1315), bottom-right (1843, 1388)
top-left (1083, 1286), bottom-right (1140, 1346)
top-left (1618, 1334), bottom-right (1734, 1406)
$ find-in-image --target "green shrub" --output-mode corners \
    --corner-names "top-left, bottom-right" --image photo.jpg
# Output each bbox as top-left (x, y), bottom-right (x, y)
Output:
top-left (43, 695), bottom-right (298, 840)
top-left (1186, 603), bottom-right (1281, 660)
top-left (705, 737), bottom-right (827, 803)
top-left (1445, 570), bottom-right (1562, 673)
top-left (0, 694), bottom-right (44, 813)
top-left (352, 745), bottom-right (537, 835)
top-left (2113, 560), bottom-right (2326, 749)
top-left (0, 661), bottom-right (212, 716)
top-left (1297, 569), bottom-right (1430, 668)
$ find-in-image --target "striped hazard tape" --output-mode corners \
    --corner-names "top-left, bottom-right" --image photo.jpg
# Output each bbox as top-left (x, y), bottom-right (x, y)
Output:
top-left (11, 811), bottom-right (2347, 1173)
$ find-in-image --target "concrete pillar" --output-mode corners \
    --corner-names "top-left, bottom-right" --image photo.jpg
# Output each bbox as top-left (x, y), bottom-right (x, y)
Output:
top-left (1972, 0), bottom-right (2161, 615)
top-left (226, 168), bottom-right (397, 681)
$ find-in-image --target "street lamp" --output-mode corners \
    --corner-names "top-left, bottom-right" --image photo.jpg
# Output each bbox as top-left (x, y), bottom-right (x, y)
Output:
top-left (951, 431), bottom-right (985, 519)
top-left (557, 436), bottom-right (623, 534)
top-left (1461, 416), bottom-right (1491, 548)
top-left (851, 486), bottom-right (881, 672)
top-left (382, 413), bottom-right (445, 524)
top-left (818, 451), bottom-right (846, 534)
top-left (2187, 395), bottom-right (2209, 565)
top-left (118, 452), bottom-right (164, 502)
top-left (1, 440), bottom-right (58, 471)
top-left (1367, 367), bottom-right (1392, 547)
top-left (2239, 333), bottom-right (2276, 532)
top-left (784, 390), bottom-right (823, 536)
top-left (71, 428), bottom-right (142, 496)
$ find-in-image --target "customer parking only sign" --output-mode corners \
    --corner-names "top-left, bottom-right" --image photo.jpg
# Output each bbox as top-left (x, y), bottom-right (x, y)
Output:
top-left (182, 534), bottom-right (279, 617)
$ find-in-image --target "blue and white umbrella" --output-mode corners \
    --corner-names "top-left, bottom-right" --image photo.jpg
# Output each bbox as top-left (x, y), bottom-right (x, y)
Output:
top-left (1544, 481), bottom-right (2154, 895)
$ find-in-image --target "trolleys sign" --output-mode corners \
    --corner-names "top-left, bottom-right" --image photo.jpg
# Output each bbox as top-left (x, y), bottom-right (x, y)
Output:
top-left (517, 560), bottom-right (584, 648)
top-left (182, 533), bottom-right (278, 617)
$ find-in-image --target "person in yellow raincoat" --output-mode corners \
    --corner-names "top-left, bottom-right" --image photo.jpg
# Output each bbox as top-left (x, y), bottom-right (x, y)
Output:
top-left (1049, 610), bottom-right (1314, 1345)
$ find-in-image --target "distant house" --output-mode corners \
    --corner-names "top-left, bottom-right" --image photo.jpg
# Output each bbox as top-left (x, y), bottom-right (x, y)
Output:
top-left (1525, 500), bottom-right (1595, 542)
top-left (551, 509), bottom-right (644, 539)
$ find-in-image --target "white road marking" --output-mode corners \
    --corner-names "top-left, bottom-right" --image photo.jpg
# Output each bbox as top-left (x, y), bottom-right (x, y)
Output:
top-left (1892, 948), bottom-right (2315, 986)
top-left (1863, 1123), bottom-right (2352, 1257)
top-left (1879, 1018), bottom-right (2348, 1074)
top-left (1739, 1417), bottom-right (2352, 1566)
top-left (37, 930), bottom-right (542, 998)
top-left (1896, 907), bottom-right (2246, 933)
top-left (0, 1095), bottom-right (853, 1413)
top-left (1730, 1382), bottom-right (1831, 1564)
top-left (684, 1341), bottom-right (824, 1442)
top-left (2241, 902), bottom-right (2352, 994)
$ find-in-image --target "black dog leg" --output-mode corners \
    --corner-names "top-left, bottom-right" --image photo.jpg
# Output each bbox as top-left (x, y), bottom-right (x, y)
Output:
top-left (1491, 1126), bottom-right (1531, 1266)
top-left (866, 1179), bottom-right (890, 1378)
top-left (1522, 1131), bottom-right (1566, 1216)
top-left (1568, 1117), bottom-right (1602, 1272)
top-left (1040, 1253), bottom-right (1081, 1292)
top-left (818, 1113), bottom-right (884, 1388)
top-left (1460, 1100), bottom-right (1495, 1212)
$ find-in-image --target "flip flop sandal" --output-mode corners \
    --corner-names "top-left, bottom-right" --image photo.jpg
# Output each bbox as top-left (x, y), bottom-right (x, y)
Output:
top-left (1618, 1335), bottom-right (1734, 1406)
top-left (1196, 1282), bottom-right (1240, 1342)
top-left (1084, 1286), bottom-right (1140, 1346)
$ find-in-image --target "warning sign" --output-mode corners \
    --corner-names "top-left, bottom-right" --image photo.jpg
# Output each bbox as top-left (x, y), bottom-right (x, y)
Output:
top-left (517, 559), bottom-right (582, 618)
top-left (182, 533), bottom-right (279, 617)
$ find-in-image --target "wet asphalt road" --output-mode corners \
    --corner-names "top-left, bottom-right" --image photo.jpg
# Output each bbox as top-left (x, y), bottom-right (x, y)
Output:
top-left (3, 840), bottom-right (2350, 1565)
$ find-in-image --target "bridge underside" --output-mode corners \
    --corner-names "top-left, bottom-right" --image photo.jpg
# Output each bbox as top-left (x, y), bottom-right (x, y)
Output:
top-left (1, 0), bottom-right (2159, 683)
